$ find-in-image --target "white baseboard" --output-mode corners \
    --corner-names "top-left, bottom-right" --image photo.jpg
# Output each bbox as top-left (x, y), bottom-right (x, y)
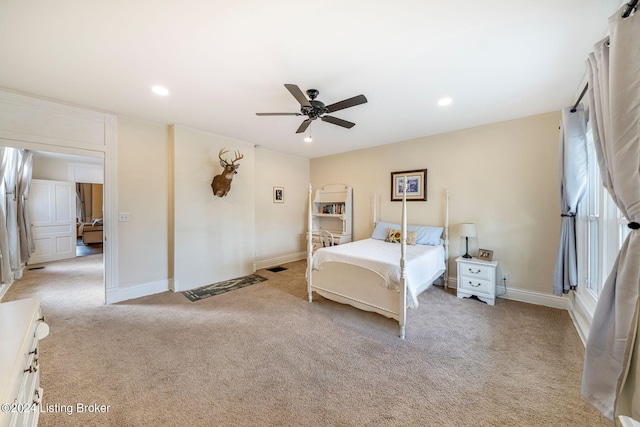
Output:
top-left (105, 279), bottom-right (169, 304)
top-left (499, 286), bottom-right (568, 309)
top-left (566, 292), bottom-right (595, 347)
top-left (253, 252), bottom-right (307, 272)
top-left (448, 278), bottom-right (567, 310)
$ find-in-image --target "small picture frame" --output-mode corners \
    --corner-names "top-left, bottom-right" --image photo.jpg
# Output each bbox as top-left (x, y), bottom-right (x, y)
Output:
top-left (391, 169), bottom-right (427, 201)
top-left (273, 186), bottom-right (284, 203)
top-left (477, 249), bottom-right (494, 261)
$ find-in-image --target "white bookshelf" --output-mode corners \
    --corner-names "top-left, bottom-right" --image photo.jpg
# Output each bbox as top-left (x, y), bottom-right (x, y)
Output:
top-left (312, 184), bottom-right (353, 247)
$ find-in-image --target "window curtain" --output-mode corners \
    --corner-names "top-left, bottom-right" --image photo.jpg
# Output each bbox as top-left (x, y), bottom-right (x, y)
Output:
top-left (552, 105), bottom-right (588, 296)
top-left (76, 183), bottom-right (85, 223)
top-left (76, 183), bottom-right (92, 223)
top-left (0, 147), bottom-right (13, 285)
top-left (3, 147), bottom-right (20, 274)
top-left (581, 6), bottom-right (640, 422)
top-left (17, 150), bottom-right (35, 263)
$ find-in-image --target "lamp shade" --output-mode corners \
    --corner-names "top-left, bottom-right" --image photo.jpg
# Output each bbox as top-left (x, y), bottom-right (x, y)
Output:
top-left (459, 223), bottom-right (476, 238)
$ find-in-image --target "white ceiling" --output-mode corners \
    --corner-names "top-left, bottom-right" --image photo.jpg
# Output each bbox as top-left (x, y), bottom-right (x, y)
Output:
top-left (0, 0), bottom-right (622, 159)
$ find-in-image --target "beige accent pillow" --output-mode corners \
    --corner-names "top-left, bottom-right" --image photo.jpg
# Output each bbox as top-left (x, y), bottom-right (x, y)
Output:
top-left (385, 228), bottom-right (417, 245)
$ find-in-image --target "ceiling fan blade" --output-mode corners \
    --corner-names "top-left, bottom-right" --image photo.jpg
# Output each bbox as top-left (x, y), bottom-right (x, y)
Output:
top-left (325, 94), bottom-right (368, 113)
top-left (284, 84), bottom-right (312, 107)
top-left (321, 115), bottom-right (355, 129)
top-left (296, 119), bottom-right (312, 134)
top-left (256, 112), bottom-right (302, 116)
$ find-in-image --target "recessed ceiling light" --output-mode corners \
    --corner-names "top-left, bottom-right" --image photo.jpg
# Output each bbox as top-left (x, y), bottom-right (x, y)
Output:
top-left (438, 97), bottom-right (453, 107)
top-left (152, 85), bottom-right (169, 96)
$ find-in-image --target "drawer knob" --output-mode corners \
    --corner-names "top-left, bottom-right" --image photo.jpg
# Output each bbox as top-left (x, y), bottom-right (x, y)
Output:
top-left (468, 281), bottom-right (481, 288)
top-left (468, 268), bottom-right (481, 274)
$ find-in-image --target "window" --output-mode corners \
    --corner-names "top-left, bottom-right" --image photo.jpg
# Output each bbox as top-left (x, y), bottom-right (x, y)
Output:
top-left (584, 128), bottom-right (602, 297)
top-left (578, 126), bottom-right (629, 301)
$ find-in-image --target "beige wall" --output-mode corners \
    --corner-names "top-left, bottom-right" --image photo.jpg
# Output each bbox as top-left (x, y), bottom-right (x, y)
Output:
top-left (32, 156), bottom-right (69, 181)
top-left (171, 125), bottom-right (256, 291)
top-left (117, 117), bottom-right (170, 290)
top-left (90, 184), bottom-right (102, 220)
top-left (310, 112), bottom-right (561, 294)
top-left (254, 148), bottom-right (310, 261)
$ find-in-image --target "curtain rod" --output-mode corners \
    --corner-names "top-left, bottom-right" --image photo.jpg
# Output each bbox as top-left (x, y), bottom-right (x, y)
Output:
top-left (570, 84), bottom-right (588, 113)
top-left (623, 0), bottom-right (638, 18)
top-left (570, 1), bottom-right (637, 113)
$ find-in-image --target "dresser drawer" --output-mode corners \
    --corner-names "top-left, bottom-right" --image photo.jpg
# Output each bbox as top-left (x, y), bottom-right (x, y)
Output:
top-left (458, 262), bottom-right (492, 280)
top-left (459, 277), bottom-right (493, 295)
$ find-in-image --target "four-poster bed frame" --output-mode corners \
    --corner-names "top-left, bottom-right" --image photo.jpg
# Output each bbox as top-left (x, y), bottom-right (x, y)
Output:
top-left (306, 182), bottom-right (450, 338)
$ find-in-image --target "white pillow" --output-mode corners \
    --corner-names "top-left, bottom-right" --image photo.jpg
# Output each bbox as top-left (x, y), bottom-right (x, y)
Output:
top-left (372, 221), bottom-right (443, 246)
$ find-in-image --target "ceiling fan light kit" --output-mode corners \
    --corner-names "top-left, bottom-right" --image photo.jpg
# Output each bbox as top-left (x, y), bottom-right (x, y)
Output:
top-left (256, 84), bottom-right (367, 134)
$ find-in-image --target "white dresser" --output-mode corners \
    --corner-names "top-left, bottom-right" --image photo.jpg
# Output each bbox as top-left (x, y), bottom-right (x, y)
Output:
top-left (456, 256), bottom-right (498, 305)
top-left (0, 298), bottom-right (49, 427)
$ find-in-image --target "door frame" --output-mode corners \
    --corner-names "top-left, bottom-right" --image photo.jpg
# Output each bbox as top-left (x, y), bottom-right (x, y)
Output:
top-left (0, 90), bottom-right (117, 304)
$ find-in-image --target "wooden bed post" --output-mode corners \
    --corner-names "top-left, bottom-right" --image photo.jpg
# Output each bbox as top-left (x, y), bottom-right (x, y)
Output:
top-left (307, 183), bottom-right (313, 302)
top-left (399, 177), bottom-right (408, 339)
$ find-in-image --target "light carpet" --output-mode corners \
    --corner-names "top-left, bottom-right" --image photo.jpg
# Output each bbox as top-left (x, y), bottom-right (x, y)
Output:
top-left (3, 255), bottom-right (609, 426)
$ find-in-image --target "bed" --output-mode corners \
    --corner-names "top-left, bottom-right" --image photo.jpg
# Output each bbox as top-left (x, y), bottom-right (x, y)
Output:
top-left (306, 185), bottom-right (449, 338)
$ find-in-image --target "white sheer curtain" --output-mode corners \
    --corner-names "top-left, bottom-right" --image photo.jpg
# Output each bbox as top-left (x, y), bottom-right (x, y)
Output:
top-left (3, 148), bottom-right (20, 274)
top-left (552, 105), bottom-right (588, 296)
top-left (581, 5), bottom-right (640, 422)
top-left (17, 150), bottom-right (35, 263)
top-left (0, 147), bottom-right (13, 285)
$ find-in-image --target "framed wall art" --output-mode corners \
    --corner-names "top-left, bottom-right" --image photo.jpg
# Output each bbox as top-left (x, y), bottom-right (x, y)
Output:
top-left (273, 186), bottom-right (284, 203)
top-left (391, 169), bottom-right (427, 201)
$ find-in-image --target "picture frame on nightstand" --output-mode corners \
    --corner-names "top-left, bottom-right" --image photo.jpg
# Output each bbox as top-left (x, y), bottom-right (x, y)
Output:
top-left (477, 248), bottom-right (493, 261)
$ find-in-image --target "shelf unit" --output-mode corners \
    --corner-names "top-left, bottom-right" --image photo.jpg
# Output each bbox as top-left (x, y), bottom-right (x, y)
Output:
top-left (312, 184), bottom-right (353, 248)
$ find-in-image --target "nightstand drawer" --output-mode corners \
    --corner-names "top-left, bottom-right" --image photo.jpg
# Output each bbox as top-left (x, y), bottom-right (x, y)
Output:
top-left (459, 277), bottom-right (492, 295)
top-left (458, 262), bottom-right (492, 280)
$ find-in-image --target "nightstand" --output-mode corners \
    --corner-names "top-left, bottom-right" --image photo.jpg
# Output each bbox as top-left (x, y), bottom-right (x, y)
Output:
top-left (456, 256), bottom-right (498, 305)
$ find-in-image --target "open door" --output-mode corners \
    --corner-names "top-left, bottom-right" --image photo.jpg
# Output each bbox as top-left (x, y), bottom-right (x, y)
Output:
top-left (28, 179), bottom-right (76, 264)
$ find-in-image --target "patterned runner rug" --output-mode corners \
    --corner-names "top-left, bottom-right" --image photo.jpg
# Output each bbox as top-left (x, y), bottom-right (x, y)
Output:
top-left (181, 274), bottom-right (267, 302)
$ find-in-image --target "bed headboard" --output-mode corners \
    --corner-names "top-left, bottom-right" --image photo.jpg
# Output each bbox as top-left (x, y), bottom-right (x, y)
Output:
top-left (371, 189), bottom-right (450, 284)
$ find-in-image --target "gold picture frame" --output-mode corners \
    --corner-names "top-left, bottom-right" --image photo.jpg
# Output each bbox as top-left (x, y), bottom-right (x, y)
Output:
top-left (391, 169), bottom-right (427, 201)
top-left (477, 249), bottom-right (494, 261)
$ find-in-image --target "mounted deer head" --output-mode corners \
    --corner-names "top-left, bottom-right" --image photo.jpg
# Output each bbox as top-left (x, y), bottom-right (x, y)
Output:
top-left (211, 148), bottom-right (243, 197)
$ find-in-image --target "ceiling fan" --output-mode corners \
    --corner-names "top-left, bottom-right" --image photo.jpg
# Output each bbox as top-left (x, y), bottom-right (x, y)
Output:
top-left (256, 84), bottom-right (368, 134)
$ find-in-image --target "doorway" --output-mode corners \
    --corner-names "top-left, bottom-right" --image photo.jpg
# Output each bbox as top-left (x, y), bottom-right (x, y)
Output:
top-left (4, 148), bottom-right (106, 301)
top-left (75, 182), bottom-right (104, 257)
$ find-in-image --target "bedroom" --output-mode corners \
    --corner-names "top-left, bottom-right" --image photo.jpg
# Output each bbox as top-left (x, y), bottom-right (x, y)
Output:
top-left (0, 0), bottom-right (638, 425)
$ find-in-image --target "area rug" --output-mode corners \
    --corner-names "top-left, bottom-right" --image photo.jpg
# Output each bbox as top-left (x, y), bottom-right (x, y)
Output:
top-left (181, 274), bottom-right (267, 302)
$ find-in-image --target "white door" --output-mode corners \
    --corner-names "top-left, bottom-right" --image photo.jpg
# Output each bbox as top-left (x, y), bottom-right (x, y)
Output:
top-left (28, 179), bottom-right (76, 264)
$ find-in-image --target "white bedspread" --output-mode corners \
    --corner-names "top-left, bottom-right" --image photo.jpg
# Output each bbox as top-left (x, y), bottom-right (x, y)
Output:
top-left (312, 238), bottom-right (446, 308)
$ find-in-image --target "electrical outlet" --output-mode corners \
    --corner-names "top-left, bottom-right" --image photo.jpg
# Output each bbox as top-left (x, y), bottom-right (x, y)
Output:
top-left (502, 273), bottom-right (509, 283)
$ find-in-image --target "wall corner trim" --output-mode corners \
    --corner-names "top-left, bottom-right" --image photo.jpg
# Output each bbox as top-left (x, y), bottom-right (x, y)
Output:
top-left (253, 252), bottom-right (307, 272)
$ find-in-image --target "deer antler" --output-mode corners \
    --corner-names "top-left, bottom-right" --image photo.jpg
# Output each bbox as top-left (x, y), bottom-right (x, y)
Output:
top-left (218, 148), bottom-right (230, 164)
top-left (231, 150), bottom-right (244, 165)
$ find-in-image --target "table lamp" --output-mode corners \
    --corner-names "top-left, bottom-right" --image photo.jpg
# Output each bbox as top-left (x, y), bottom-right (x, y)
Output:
top-left (459, 223), bottom-right (476, 259)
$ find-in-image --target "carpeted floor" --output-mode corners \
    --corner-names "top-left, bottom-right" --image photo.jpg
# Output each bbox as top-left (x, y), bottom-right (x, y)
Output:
top-left (3, 255), bottom-right (609, 426)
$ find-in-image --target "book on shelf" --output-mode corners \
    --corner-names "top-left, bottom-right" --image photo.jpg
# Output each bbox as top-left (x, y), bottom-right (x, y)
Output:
top-left (321, 204), bottom-right (343, 214)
